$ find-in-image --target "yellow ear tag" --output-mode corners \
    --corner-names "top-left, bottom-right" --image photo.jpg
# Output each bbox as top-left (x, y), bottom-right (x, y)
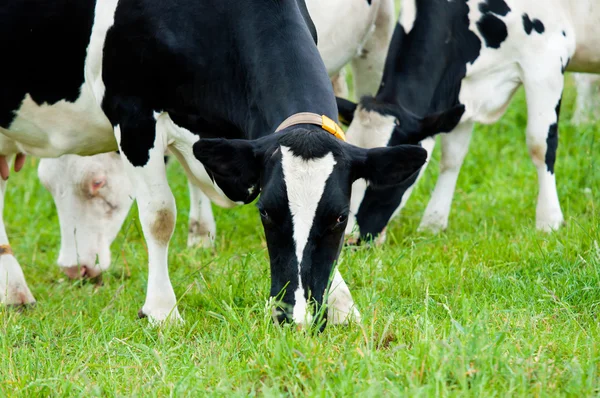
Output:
top-left (321, 115), bottom-right (346, 142)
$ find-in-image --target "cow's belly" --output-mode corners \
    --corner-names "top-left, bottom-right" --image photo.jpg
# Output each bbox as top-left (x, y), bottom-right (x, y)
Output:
top-left (3, 85), bottom-right (116, 158)
top-left (460, 63), bottom-right (522, 125)
top-left (307, 0), bottom-right (379, 75)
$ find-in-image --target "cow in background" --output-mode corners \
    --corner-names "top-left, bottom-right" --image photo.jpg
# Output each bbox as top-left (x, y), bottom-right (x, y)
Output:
top-left (337, 0), bottom-right (600, 242)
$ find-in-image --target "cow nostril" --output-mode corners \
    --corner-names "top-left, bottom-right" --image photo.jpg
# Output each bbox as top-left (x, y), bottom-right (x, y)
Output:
top-left (89, 175), bottom-right (107, 196)
top-left (62, 265), bottom-right (103, 285)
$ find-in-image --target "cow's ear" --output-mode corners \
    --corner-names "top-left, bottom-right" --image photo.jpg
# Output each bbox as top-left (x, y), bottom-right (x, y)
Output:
top-left (336, 97), bottom-right (358, 125)
top-left (193, 138), bottom-right (261, 204)
top-left (351, 144), bottom-right (427, 187)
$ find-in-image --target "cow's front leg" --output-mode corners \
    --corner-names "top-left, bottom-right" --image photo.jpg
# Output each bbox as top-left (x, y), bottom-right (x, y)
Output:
top-left (114, 116), bottom-right (181, 324)
top-left (0, 169), bottom-right (35, 306)
top-left (327, 269), bottom-right (361, 325)
top-left (523, 61), bottom-right (566, 232)
top-left (187, 181), bottom-right (216, 249)
top-left (419, 121), bottom-right (474, 233)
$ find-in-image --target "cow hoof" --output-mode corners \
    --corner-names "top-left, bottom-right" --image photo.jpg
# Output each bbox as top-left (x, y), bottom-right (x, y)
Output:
top-left (187, 233), bottom-right (215, 249)
top-left (187, 220), bottom-right (215, 249)
top-left (418, 219), bottom-right (448, 234)
top-left (7, 301), bottom-right (36, 312)
top-left (3, 285), bottom-right (36, 307)
top-left (62, 266), bottom-right (104, 285)
top-left (536, 218), bottom-right (564, 232)
top-left (138, 306), bottom-right (183, 325)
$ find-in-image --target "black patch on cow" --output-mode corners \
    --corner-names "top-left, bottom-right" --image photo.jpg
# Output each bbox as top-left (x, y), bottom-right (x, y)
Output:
top-left (366, 0), bottom-right (372, 4)
top-left (545, 97), bottom-right (561, 174)
top-left (562, 30), bottom-right (566, 37)
top-left (523, 14), bottom-right (545, 35)
top-left (478, 0), bottom-right (511, 16)
top-left (523, 14), bottom-right (533, 34)
top-left (533, 19), bottom-right (545, 33)
top-left (560, 57), bottom-right (570, 74)
top-left (0, 0), bottom-right (97, 128)
top-left (477, 13), bottom-right (508, 49)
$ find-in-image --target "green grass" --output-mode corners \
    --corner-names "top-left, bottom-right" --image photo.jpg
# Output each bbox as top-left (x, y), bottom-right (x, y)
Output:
top-left (2, 20), bottom-right (600, 398)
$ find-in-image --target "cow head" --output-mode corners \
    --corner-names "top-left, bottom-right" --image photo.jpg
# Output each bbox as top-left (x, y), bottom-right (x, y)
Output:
top-left (337, 97), bottom-right (464, 243)
top-left (193, 127), bottom-right (426, 328)
top-left (38, 153), bottom-right (133, 281)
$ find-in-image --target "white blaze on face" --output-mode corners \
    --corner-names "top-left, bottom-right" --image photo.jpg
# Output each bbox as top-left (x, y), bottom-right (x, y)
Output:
top-left (280, 146), bottom-right (336, 325)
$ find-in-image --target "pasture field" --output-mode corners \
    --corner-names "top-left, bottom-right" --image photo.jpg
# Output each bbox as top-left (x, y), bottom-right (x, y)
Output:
top-left (1, 0), bottom-right (600, 390)
top-left (2, 75), bottom-right (599, 396)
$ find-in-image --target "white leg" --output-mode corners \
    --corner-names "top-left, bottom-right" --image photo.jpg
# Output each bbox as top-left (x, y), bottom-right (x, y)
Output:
top-left (419, 122), bottom-right (474, 233)
top-left (350, 0), bottom-right (395, 98)
top-left (327, 268), bottom-right (361, 325)
top-left (114, 117), bottom-right (181, 324)
top-left (331, 69), bottom-right (349, 99)
top-left (523, 67), bottom-right (565, 231)
top-left (572, 73), bottom-right (600, 126)
top-left (187, 180), bottom-right (216, 248)
top-left (0, 174), bottom-right (35, 306)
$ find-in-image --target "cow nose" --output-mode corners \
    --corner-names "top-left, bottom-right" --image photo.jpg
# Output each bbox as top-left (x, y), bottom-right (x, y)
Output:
top-left (62, 265), bottom-right (103, 285)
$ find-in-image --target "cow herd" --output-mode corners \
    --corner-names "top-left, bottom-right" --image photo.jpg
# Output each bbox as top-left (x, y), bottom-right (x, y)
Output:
top-left (0, 0), bottom-right (598, 330)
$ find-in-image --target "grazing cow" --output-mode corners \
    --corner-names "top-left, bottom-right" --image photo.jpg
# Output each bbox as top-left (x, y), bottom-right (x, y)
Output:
top-left (337, 0), bottom-right (600, 242)
top-left (1, 0), bottom-right (459, 328)
top-left (572, 73), bottom-right (600, 125)
top-left (21, 0), bottom-right (394, 285)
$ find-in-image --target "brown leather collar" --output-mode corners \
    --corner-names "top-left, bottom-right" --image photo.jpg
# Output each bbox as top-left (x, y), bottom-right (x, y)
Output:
top-left (275, 112), bottom-right (346, 141)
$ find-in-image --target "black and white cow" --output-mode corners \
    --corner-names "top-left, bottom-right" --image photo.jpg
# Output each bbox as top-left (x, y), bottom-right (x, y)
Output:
top-left (337, 0), bottom-right (600, 242)
top-left (0, 0), bottom-right (461, 327)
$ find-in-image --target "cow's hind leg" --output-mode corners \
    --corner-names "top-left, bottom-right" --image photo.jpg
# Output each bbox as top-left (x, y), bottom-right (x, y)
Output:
top-left (522, 66), bottom-right (565, 231)
top-left (187, 181), bottom-right (216, 249)
top-left (419, 122), bottom-right (474, 233)
top-left (572, 73), bottom-right (600, 126)
top-left (350, 0), bottom-right (395, 98)
top-left (113, 111), bottom-right (181, 324)
top-left (0, 171), bottom-right (35, 306)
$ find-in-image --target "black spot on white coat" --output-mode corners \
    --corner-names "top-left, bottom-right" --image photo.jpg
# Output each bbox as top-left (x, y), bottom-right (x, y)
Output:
top-left (545, 98), bottom-right (561, 174)
top-left (522, 14), bottom-right (545, 35)
top-left (478, 0), bottom-right (511, 16)
top-left (477, 13), bottom-right (508, 49)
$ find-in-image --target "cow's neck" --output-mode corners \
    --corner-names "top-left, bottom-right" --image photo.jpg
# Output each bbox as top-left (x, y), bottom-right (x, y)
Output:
top-left (212, 2), bottom-right (337, 141)
top-left (375, 0), bottom-right (480, 116)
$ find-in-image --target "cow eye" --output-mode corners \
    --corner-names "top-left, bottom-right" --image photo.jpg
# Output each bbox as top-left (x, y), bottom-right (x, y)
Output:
top-left (257, 205), bottom-right (271, 222)
top-left (334, 214), bottom-right (348, 227)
